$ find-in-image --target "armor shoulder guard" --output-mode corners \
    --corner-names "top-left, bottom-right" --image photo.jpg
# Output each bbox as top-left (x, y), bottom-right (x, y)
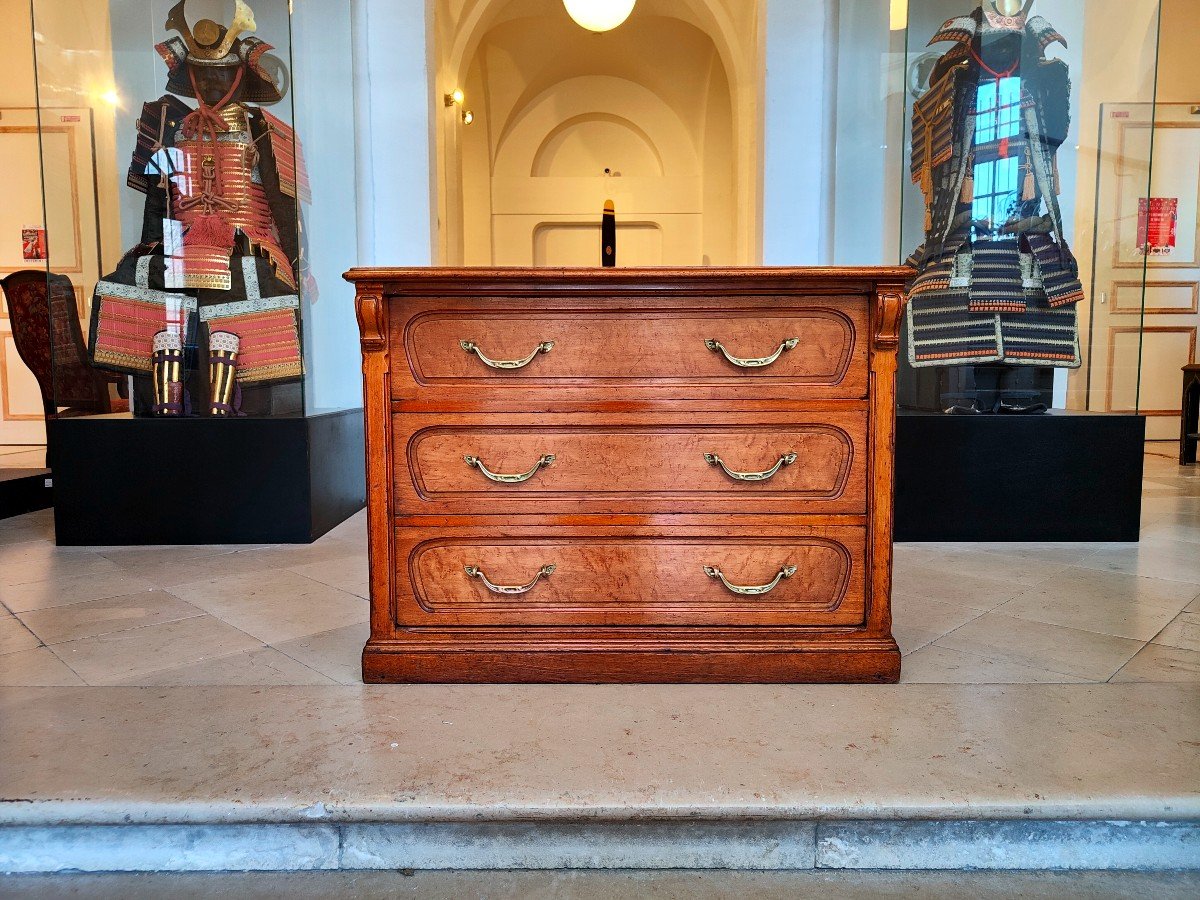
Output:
top-left (126, 94), bottom-right (193, 194)
top-left (911, 59), bottom-right (966, 183)
top-left (154, 37), bottom-right (187, 74)
top-left (929, 14), bottom-right (978, 47)
top-left (257, 109), bottom-right (312, 204)
top-left (1027, 15), bottom-right (1067, 52)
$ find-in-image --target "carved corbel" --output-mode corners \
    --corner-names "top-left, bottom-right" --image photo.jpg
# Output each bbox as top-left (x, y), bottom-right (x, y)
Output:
top-left (873, 288), bottom-right (906, 350)
top-left (355, 286), bottom-right (387, 354)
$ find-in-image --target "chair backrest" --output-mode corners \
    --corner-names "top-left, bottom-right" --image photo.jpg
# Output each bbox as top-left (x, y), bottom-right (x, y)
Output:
top-left (2, 270), bottom-right (110, 417)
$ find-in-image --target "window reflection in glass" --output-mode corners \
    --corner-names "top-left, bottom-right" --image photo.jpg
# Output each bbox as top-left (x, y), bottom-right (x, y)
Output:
top-left (972, 75), bottom-right (1022, 233)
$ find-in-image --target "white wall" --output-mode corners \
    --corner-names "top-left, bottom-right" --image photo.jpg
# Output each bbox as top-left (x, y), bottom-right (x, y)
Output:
top-left (762, 0), bottom-right (906, 267)
top-left (352, 0), bottom-right (433, 267)
top-left (761, 0), bottom-right (831, 265)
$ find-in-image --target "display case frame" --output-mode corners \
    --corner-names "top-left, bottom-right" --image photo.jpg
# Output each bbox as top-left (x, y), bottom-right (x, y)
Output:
top-left (26, 0), bottom-right (364, 543)
top-left (890, 0), bottom-right (1165, 541)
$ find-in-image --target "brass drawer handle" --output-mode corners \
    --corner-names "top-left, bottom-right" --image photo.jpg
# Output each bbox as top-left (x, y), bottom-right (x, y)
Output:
top-left (460, 339), bottom-right (554, 370)
top-left (465, 563), bottom-right (556, 594)
top-left (703, 564), bottom-right (797, 596)
top-left (705, 337), bottom-right (798, 369)
top-left (704, 451), bottom-right (797, 482)
top-left (464, 454), bottom-right (555, 484)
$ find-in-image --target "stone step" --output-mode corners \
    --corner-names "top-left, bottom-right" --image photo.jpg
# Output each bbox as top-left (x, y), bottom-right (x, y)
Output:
top-left (1, 683), bottom-right (1197, 873)
top-left (2, 819), bottom-right (1198, 874)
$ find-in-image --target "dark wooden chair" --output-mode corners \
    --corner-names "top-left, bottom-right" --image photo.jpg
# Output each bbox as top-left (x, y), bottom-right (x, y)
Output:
top-left (2, 269), bottom-right (127, 428)
top-left (1182, 364), bottom-right (1200, 466)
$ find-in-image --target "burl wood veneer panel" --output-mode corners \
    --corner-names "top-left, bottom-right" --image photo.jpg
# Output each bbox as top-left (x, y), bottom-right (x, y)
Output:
top-left (395, 524), bottom-right (867, 628)
top-left (394, 409), bottom-right (867, 517)
top-left (392, 299), bottom-right (869, 405)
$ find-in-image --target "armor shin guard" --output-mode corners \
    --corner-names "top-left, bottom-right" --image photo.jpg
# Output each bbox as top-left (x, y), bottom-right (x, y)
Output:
top-left (208, 330), bottom-right (241, 417)
top-left (151, 330), bottom-right (186, 416)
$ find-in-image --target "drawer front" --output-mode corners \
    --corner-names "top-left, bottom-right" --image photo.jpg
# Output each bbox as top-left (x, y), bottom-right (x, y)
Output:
top-left (392, 301), bottom-right (868, 403)
top-left (394, 526), bottom-right (867, 627)
top-left (395, 410), bottom-right (867, 516)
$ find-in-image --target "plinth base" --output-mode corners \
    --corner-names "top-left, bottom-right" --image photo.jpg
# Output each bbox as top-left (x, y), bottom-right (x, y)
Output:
top-left (49, 408), bottom-right (365, 545)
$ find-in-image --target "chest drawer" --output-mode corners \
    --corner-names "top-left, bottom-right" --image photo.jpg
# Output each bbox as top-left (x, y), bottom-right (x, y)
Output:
top-left (394, 410), bottom-right (867, 516)
top-left (394, 524), bottom-right (867, 628)
top-left (391, 300), bottom-right (868, 405)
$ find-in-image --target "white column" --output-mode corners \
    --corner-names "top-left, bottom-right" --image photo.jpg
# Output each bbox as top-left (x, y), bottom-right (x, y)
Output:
top-left (761, 0), bottom-right (835, 265)
top-left (351, 0), bottom-right (434, 266)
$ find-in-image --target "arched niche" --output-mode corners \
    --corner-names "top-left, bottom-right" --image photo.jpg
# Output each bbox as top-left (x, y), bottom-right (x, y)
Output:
top-left (531, 114), bottom-right (664, 178)
top-left (434, 0), bottom-right (761, 266)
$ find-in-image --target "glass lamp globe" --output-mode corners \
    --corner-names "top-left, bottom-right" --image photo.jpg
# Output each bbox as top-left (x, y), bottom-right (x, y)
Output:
top-left (563, 0), bottom-right (636, 33)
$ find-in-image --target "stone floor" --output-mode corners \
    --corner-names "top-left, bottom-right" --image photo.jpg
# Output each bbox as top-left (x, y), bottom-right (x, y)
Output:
top-left (1, 444), bottom-right (1198, 876)
top-left (1, 447), bottom-right (1197, 687)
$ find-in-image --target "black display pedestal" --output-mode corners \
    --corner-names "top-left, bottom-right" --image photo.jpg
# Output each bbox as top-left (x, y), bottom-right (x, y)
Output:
top-left (895, 409), bottom-right (1145, 542)
top-left (0, 468), bottom-right (52, 520)
top-left (50, 408), bottom-right (365, 545)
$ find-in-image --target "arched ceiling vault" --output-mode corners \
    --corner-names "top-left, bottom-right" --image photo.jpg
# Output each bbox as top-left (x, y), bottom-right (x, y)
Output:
top-left (476, 14), bottom-right (725, 167)
top-left (441, 0), bottom-right (755, 129)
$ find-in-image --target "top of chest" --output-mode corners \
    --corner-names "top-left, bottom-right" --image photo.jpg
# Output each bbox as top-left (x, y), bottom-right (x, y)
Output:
top-left (348, 268), bottom-right (908, 408)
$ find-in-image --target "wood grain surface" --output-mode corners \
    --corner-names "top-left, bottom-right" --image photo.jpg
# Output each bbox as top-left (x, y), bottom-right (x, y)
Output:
top-left (350, 267), bottom-right (907, 683)
top-left (398, 524), bottom-right (865, 627)
top-left (396, 408), bottom-right (866, 516)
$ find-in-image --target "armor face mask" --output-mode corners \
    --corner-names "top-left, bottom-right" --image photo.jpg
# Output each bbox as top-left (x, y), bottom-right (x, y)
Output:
top-left (157, 0), bottom-right (284, 105)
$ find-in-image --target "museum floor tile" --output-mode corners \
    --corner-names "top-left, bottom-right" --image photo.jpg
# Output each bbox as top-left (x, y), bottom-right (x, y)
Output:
top-left (2, 448), bottom-right (1197, 687)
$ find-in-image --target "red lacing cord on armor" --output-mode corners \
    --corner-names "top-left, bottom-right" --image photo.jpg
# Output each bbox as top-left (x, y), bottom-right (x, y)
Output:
top-left (969, 46), bottom-right (1020, 83)
top-left (180, 66), bottom-right (246, 199)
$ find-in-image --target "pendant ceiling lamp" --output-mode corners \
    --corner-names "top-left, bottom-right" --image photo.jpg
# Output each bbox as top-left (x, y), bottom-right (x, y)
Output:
top-left (563, 0), bottom-right (636, 33)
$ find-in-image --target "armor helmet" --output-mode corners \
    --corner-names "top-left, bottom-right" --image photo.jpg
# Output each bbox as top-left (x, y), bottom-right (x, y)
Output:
top-left (156, 0), bottom-right (284, 104)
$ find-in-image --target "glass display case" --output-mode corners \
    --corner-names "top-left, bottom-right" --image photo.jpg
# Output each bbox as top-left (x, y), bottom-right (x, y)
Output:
top-left (24, 0), bottom-right (364, 543)
top-left (28, 0), bottom-right (360, 420)
top-left (889, 0), bottom-right (1166, 541)
top-left (897, 0), bottom-right (1171, 429)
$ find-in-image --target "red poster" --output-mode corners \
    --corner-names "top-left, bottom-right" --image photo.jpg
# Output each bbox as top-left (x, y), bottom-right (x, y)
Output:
top-left (1136, 197), bottom-right (1178, 256)
top-left (20, 226), bottom-right (47, 261)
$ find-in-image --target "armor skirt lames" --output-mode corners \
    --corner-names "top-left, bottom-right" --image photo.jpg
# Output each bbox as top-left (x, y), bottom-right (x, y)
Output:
top-left (906, 233), bottom-right (1082, 368)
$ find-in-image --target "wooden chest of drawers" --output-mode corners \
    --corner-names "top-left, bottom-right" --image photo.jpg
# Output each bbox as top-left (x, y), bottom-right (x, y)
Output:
top-left (347, 267), bottom-right (907, 683)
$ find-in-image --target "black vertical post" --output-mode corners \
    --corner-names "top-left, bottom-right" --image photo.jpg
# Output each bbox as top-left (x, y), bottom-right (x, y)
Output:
top-left (602, 199), bottom-right (616, 267)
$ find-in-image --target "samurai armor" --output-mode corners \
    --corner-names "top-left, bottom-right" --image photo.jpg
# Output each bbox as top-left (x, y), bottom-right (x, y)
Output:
top-left (904, 4), bottom-right (1084, 370)
top-left (88, 1), bottom-right (311, 417)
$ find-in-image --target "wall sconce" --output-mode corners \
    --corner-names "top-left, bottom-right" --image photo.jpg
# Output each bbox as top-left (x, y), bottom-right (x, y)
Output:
top-left (444, 88), bottom-right (464, 108)
top-left (462, 110), bottom-right (474, 125)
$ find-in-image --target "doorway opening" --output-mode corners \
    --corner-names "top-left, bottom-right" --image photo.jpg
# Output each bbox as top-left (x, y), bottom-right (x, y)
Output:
top-left (433, 0), bottom-right (764, 266)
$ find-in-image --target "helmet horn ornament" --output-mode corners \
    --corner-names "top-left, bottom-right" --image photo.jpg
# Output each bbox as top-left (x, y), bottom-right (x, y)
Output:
top-left (165, 0), bottom-right (258, 60)
top-left (165, 1), bottom-right (200, 54)
top-left (211, 0), bottom-right (257, 59)
top-left (986, 0), bottom-right (1035, 19)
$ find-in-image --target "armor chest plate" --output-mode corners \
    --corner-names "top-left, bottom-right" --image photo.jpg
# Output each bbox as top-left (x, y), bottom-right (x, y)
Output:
top-left (171, 106), bottom-right (273, 236)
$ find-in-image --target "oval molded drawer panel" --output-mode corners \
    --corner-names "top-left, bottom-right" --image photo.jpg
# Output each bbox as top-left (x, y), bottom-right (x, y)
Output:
top-left (392, 302), bottom-right (868, 403)
top-left (394, 410), bottom-right (867, 516)
top-left (394, 525), bottom-right (868, 627)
